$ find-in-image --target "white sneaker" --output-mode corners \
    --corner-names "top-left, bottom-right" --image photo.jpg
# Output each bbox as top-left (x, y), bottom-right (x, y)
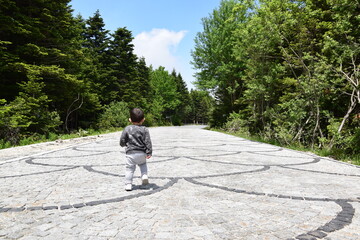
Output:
top-left (142, 175), bottom-right (149, 185)
top-left (125, 184), bottom-right (132, 191)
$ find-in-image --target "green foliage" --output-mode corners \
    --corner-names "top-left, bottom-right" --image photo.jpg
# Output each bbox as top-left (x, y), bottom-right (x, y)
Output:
top-left (142, 113), bottom-right (157, 127)
top-left (192, 0), bottom-right (250, 125)
top-left (223, 112), bottom-right (249, 135)
top-left (0, 72), bottom-right (62, 144)
top-left (98, 101), bottom-right (129, 129)
top-left (149, 67), bottom-right (180, 123)
top-left (188, 90), bottom-right (214, 125)
top-left (0, 1), bottom-right (212, 148)
top-left (171, 70), bottom-right (190, 125)
top-left (192, 0), bottom-right (360, 158)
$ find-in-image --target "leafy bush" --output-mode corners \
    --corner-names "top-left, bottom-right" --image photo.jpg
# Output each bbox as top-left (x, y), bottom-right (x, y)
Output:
top-left (171, 114), bottom-right (182, 126)
top-left (0, 139), bottom-right (12, 149)
top-left (143, 113), bottom-right (157, 127)
top-left (223, 112), bottom-right (249, 135)
top-left (98, 101), bottom-right (129, 129)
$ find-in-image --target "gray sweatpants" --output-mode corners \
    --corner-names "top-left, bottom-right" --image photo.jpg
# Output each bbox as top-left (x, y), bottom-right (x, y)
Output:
top-left (125, 152), bottom-right (148, 185)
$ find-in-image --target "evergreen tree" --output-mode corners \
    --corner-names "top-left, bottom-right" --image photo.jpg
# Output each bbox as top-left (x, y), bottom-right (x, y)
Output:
top-left (0, 0), bottom-right (98, 133)
top-left (0, 66), bottom-right (61, 144)
top-left (134, 57), bottom-right (151, 109)
top-left (107, 27), bottom-right (143, 106)
top-left (81, 10), bottom-right (111, 104)
top-left (171, 70), bottom-right (190, 125)
top-left (83, 10), bottom-right (110, 55)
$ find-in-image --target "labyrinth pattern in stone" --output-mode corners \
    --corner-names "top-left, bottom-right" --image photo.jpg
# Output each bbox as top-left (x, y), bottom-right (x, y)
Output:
top-left (0, 125), bottom-right (359, 239)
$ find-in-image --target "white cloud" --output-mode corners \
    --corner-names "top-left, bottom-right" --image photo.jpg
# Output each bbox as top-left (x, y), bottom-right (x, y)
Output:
top-left (133, 28), bottom-right (187, 72)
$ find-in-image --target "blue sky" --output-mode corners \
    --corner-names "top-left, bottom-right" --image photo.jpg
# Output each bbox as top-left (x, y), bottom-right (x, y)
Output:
top-left (70, 0), bottom-right (222, 89)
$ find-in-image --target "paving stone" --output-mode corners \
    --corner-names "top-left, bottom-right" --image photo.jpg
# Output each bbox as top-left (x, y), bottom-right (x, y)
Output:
top-left (97, 229), bottom-right (118, 238)
top-left (0, 126), bottom-right (359, 239)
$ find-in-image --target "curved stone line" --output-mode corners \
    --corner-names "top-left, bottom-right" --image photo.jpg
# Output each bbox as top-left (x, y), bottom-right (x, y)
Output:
top-left (318, 156), bottom-right (360, 169)
top-left (33, 151), bottom-right (110, 159)
top-left (26, 156), bottom-right (178, 169)
top-left (72, 146), bottom-right (112, 153)
top-left (147, 156), bottom-right (180, 164)
top-left (148, 166), bottom-right (270, 180)
top-left (154, 143), bottom-right (228, 150)
top-left (152, 145), bottom-right (233, 153)
top-left (26, 158), bottom-right (72, 167)
top-left (84, 163), bottom-right (269, 180)
top-left (84, 165), bottom-right (175, 180)
top-left (291, 200), bottom-right (355, 240)
top-left (244, 148), bottom-right (284, 153)
top-left (186, 156), bottom-right (255, 166)
top-left (0, 178), bottom-right (179, 213)
top-left (0, 166), bottom-right (79, 179)
top-left (157, 139), bottom-right (230, 144)
top-left (174, 146), bottom-right (283, 154)
top-left (177, 146), bottom-right (280, 154)
top-left (83, 165), bottom-right (123, 177)
top-left (186, 156), bottom-right (320, 167)
top-left (280, 158), bottom-right (321, 166)
top-left (0, 141), bottom-right (96, 166)
top-left (185, 178), bottom-right (356, 239)
top-left (185, 178), bottom-right (358, 203)
top-left (192, 166), bottom-right (270, 179)
top-left (0, 157), bottom-right (31, 166)
top-left (93, 157), bottom-right (179, 166)
top-left (281, 165), bottom-right (360, 178)
top-left (154, 151), bottom-right (242, 158)
top-left (147, 166), bottom-right (270, 180)
top-left (26, 158), bottom-right (125, 168)
top-left (220, 142), bottom-right (280, 147)
top-left (246, 150), bottom-right (314, 159)
top-left (73, 146), bottom-right (125, 154)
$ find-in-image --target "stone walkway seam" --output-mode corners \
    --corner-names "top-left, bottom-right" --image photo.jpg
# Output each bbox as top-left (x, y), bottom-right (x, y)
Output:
top-left (1, 125), bottom-right (359, 240)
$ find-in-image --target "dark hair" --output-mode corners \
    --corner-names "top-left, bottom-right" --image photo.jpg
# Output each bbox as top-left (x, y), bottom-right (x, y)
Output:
top-left (130, 108), bottom-right (144, 123)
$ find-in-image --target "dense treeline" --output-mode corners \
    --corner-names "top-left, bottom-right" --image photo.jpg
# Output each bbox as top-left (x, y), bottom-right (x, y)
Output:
top-left (0, 0), bottom-right (213, 147)
top-left (192, 0), bottom-right (360, 156)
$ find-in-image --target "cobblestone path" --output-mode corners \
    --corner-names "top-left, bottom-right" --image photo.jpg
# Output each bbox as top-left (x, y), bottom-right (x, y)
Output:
top-left (0, 125), bottom-right (360, 239)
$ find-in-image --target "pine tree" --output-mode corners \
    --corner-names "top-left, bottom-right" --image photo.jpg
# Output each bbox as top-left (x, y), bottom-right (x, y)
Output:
top-left (0, 0), bottom-right (97, 133)
top-left (107, 27), bottom-right (139, 105)
top-left (81, 10), bottom-right (111, 104)
top-left (171, 70), bottom-right (190, 125)
top-left (0, 65), bottom-right (61, 144)
top-left (134, 57), bottom-right (151, 109)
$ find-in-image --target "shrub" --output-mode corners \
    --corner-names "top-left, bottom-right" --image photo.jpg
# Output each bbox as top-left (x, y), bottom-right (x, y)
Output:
top-left (143, 113), bottom-right (157, 127)
top-left (98, 101), bottom-right (129, 129)
top-left (223, 112), bottom-right (249, 135)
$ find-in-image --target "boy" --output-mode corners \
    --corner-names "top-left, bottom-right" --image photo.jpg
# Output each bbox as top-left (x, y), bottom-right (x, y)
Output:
top-left (120, 108), bottom-right (152, 191)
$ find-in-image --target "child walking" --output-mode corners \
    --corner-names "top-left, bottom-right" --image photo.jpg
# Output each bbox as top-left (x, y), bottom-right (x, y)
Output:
top-left (120, 108), bottom-right (152, 191)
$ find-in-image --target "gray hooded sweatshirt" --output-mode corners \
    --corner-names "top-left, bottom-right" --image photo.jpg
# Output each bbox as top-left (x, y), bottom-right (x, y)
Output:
top-left (120, 125), bottom-right (152, 156)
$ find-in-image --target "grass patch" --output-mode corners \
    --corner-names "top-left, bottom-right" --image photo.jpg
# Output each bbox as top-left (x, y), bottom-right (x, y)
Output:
top-left (211, 128), bottom-right (360, 166)
top-left (0, 127), bottom-right (123, 150)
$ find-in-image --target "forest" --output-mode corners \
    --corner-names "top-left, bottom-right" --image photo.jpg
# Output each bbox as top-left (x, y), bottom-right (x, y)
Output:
top-left (192, 0), bottom-right (360, 160)
top-left (1, 0), bottom-right (359, 162)
top-left (0, 0), bottom-right (213, 147)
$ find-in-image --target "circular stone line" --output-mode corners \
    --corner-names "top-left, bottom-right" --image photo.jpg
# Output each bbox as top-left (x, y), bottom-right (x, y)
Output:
top-left (0, 178), bottom-right (178, 213)
top-left (184, 178), bottom-right (357, 240)
top-left (1, 137), bottom-right (359, 240)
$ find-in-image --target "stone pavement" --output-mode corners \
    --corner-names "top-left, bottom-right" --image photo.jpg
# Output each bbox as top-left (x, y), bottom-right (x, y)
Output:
top-left (0, 125), bottom-right (360, 240)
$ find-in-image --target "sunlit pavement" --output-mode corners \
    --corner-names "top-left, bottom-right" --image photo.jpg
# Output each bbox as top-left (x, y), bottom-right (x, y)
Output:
top-left (1, 125), bottom-right (360, 240)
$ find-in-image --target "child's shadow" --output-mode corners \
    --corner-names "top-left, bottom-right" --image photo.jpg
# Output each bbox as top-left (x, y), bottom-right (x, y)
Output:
top-left (133, 183), bottom-right (160, 191)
